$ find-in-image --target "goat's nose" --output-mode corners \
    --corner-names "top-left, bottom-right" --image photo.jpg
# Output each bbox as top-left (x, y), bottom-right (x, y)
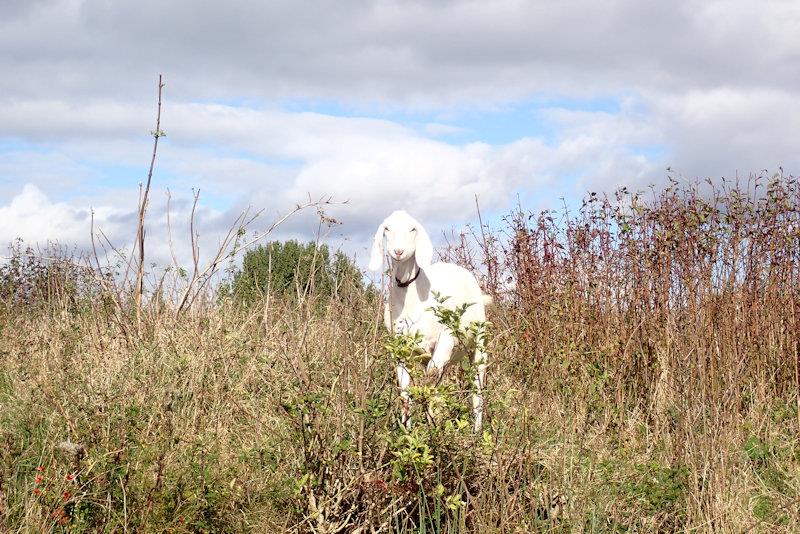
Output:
top-left (394, 248), bottom-right (404, 257)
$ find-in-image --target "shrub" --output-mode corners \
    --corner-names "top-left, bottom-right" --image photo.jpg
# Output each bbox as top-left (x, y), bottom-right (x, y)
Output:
top-left (0, 240), bottom-right (100, 310)
top-left (222, 240), bottom-right (363, 304)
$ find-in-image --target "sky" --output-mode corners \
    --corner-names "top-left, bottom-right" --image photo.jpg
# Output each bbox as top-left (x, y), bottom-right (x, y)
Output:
top-left (1, 0), bottom-right (799, 271)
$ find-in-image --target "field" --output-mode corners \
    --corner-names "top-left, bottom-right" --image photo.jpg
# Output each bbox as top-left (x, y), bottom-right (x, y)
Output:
top-left (1, 176), bottom-right (799, 532)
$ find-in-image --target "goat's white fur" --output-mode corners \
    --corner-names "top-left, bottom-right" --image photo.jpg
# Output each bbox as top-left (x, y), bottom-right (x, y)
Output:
top-left (370, 210), bottom-right (489, 431)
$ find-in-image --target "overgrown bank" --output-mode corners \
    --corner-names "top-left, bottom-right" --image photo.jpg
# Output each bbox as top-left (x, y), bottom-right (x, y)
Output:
top-left (1, 175), bottom-right (799, 532)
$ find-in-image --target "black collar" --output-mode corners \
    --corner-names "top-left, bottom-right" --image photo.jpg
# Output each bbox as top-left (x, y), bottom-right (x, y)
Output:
top-left (395, 267), bottom-right (421, 288)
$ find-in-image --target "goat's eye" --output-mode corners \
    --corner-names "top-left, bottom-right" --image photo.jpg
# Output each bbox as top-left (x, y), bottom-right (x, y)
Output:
top-left (410, 227), bottom-right (417, 232)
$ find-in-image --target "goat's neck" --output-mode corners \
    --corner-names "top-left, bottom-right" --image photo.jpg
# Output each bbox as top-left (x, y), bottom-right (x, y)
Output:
top-left (392, 258), bottom-right (419, 285)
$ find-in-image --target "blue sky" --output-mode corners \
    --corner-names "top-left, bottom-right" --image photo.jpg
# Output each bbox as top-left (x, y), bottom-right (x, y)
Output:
top-left (280, 95), bottom-right (623, 144)
top-left (1, 0), bottom-right (798, 270)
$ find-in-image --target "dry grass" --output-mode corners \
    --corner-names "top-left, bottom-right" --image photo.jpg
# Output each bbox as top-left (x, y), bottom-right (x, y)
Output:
top-left (1, 174), bottom-right (799, 532)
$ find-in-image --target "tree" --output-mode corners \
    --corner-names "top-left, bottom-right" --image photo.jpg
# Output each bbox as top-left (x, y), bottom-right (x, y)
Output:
top-left (223, 240), bottom-right (363, 304)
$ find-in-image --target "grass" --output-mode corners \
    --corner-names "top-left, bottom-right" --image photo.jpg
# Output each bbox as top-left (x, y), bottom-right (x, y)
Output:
top-left (1, 174), bottom-right (799, 532)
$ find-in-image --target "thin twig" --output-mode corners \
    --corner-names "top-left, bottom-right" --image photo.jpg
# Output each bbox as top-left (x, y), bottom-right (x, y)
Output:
top-left (174, 197), bottom-right (338, 314)
top-left (165, 189), bottom-right (181, 275)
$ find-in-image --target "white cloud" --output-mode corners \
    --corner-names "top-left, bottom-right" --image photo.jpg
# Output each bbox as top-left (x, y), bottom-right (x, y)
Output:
top-left (0, 100), bottom-right (553, 228)
top-left (1, 0), bottom-right (798, 106)
top-left (0, 183), bottom-right (233, 273)
top-left (0, 184), bottom-right (121, 247)
top-left (424, 123), bottom-right (467, 136)
top-left (646, 88), bottom-right (800, 177)
top-left (0, 149), bottom-right (100, 199)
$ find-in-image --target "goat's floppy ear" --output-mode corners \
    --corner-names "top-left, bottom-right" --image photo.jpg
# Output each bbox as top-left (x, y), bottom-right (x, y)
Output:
top-left (413, 223), bottom-right (434, 267)
top-left (368, 221), bottom-right (387, 271)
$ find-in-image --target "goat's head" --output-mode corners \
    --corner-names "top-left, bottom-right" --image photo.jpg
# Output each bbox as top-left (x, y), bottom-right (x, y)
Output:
top-left (369, 210), bottom-right (433, 271)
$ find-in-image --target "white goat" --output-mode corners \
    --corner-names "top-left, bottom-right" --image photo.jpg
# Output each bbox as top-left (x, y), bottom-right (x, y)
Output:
top-left (369, 210), bottom-right (489, 431)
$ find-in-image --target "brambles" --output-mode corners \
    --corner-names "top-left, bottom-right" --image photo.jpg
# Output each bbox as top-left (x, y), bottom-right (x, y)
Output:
top-left (0, 240), bottom-right (100, 309)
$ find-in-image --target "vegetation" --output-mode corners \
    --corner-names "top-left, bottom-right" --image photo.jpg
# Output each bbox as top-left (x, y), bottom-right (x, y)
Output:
top-left (221, 240), bottom-right (363, 305)
top-left (1, 174), bottom-right (799, 532)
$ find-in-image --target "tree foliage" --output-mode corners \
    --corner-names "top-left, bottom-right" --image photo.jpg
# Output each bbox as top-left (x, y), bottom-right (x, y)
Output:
top-left (223, 240), bottom-right (363, 304)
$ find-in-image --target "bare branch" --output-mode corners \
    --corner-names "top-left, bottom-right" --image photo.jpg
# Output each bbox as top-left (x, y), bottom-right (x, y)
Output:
top-left (134, 74), bottom-right (165, 318)
top-left (174, 196), bottom-right (338, 315)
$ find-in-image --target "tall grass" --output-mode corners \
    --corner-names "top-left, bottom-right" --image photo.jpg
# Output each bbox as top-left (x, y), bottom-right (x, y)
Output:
top-left (1, 174), bottom-right (799, 532)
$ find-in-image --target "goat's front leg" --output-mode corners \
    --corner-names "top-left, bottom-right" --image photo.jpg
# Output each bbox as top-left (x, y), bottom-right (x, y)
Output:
top-left (426, 330), bottom-right (456, 378)
top-left (396, 360), bottom-right (412, 427)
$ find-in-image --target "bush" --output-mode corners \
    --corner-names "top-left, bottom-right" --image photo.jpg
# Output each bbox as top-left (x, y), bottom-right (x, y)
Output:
top-left (222, 240), bottom-right (363, 305)
top-left (0, 240), bottom-right (100, 310)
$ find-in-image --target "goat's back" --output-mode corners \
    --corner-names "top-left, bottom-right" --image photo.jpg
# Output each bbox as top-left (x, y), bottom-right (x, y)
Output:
top-left (424, 262), bottom-right (487, 323)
